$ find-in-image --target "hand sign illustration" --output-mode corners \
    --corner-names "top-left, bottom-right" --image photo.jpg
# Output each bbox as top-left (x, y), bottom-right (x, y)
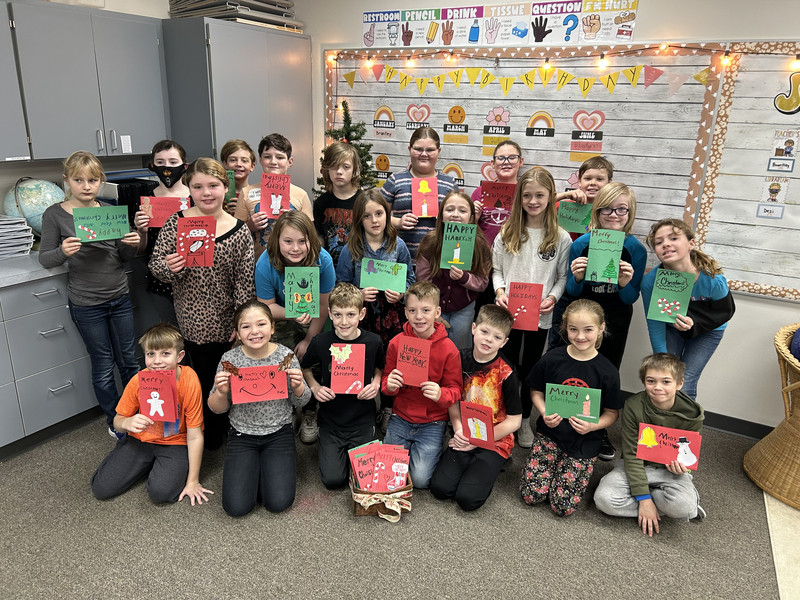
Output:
top-left (484, 18), bottom-right (499, 44)
top-left (531, 16), bottom-right (552, 42)
top-left (402, 22), bottom-right (413, 46)
top-left (582, 14), bottom-right (601, 39)
top-left (442, 20), bottom-right (454, 44)
top-left (363, 23), bottom-right (375, 47)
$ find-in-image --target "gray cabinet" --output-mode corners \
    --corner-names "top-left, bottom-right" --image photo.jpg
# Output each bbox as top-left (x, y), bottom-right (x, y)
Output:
top-left (162, 17), bottom-right (314, 192)
top-left (0, 7), bottom-right (29, 161)
top-left (10, 0), bottom-right (167, 159)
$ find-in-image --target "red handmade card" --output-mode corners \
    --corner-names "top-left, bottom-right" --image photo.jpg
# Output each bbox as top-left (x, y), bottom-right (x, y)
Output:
top-left (139, 196), bottom-right (188, 228)
top-left (372, 447), bottom-right (410, 492)
top-left (330, 343), bottom-right (366, 394)
top-left (636, 423), bottom-right (703, 471)
top-left (411, 176), bottom-right (438, 218)
top-left (230, 365), bottom-right (289, 404)
top-left (176, 216), bottom-right (215, 267)
top-left (460, 401), bottom-right (495, 450)
top-left (507, 282), bottom-right (543, 331)
top-left (396, 336), bottom-right (432, 387)
top-left (480, 181), bottom-right (515, 211)
top-left (138, 370), bottom-right (177, 422)
top-left (260, 173), bottom-right (292, 219)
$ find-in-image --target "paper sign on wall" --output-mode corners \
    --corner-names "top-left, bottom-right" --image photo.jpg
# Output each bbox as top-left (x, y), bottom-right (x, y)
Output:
top-left (360, 258), bottom-right (407, 292)
top-left (636, 423), bottom-right (703, 470)
top-left (440, 222), bottom-right (476, 269)
top-left (261, 173), bottom-right (292, 218)
top-left (544, 383), bottom-right (601, 423)
top-left (138, 370), bottom-right (178, 422)
top-left (507, 282), bottom-right (543, 331)
top-left (73, 205), bottom-right (129, 243)
top-left (176, 216), bottom-right (215, 267)
top-left (330, 343), bottom-right (366, 394)
top-left (480, 181), bottom-right (515, 211)
top-left (460, 401), bottom-right (495, 450)
top-left (230, 365), bottom-right (288, 404)
top-left (140, 196), bottom-right (188, 228)
top-left (586, 229), bottom-right (625, 285)
top-left (396, 336), bottom-right (431, 387)
top-left (557, 201), bottom-right (593, 234)
top-left (411, 176), bottom-right (438, 217)
top-left (646, 268), bottom-right (693, 323)
top-left (284, 267), bottom-right (320, 318)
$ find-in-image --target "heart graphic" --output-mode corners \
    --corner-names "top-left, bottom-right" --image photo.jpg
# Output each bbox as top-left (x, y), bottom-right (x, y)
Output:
top-left (573, 110), bottom-right (606, 131)
top-left (407, 104), bottom-right (431, 123)
top-left (480, 161), bottom-right (496, 181)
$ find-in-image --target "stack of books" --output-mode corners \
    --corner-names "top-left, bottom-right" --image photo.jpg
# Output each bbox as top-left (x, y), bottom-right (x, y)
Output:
top-left (0, 215), bottom-right (34, 259)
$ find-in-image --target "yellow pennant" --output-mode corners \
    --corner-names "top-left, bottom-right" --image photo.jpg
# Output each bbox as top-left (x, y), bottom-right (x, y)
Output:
top-left (577, 77), bottom-right (596, 98)
top-left (622, 65), bottom-right (643, 87)
top-left (449, 69), bottom-right (463, 87)
top-left (693, 67), bottom-right (711, 86)
top-left (519, 69), bottom-right (536, 90)
top-left (343, 71), bottom-right (357, 88)
top-left (538, 67), bottom-right (556, 87)
top-left (416, 77), bottom-right (429, 96)
top-left (466, 67), bottom-right (482, 85)
top-left (432, 74), bottom-right (447, 93)
top-left (479, 69), bottom-right (496, 89)
top-left (385, 66), bottom-right (398, 82)
top-left (600, 71), bottom-right (620, 94)
top-left (398, 73), bottom-right (413, 90)
top-left (499, 77), bottom-right (516, 96)
top-left (555, 69), bottom-right (575, 90)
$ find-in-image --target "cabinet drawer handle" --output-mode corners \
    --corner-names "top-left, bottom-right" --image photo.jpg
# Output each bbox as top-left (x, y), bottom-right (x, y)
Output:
top-left (39, 326), bottom-right (65, 336)
top-left (32, 288), bottom-right (59, 297)
top-left (48, 380), bottom-right (73, 393)
top-left (96, 129), bottom-right (105, 152)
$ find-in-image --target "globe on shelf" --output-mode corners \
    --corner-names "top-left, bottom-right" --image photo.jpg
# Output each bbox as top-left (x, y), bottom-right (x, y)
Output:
top-left (2, 177), bottom-right (64, 235)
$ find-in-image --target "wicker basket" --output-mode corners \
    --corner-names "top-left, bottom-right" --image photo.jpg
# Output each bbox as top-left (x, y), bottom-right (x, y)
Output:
top-left (743, 322), bottom-right (800, 510)
top-left (349, 473), bottom-right (412, 522)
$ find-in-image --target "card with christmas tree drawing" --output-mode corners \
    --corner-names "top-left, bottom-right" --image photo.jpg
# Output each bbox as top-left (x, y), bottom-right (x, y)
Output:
top-left (480, 181), bottom-right (515, 211)
top-left (646, 268), bottom-right (694, 323)
top-left (557, 201), bottom-right (593, 234)
top-left (411, 176), bottom-right (438, 217)
top-left (544, 383), bottom-right (601, 423)
top-left (440, 222), bottom-right (476, 269)
top-left (636, 423), bottom-right (702, 470)
top-left (460, 401), bottom-right (495, 450)
top-left (585, 229), bottom-right (625, 285)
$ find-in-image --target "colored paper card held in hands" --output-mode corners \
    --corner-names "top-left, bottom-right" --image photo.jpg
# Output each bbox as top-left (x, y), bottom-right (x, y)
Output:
top-left (636, 423), bottom-right (702, 470)
top-left (544, 383), bottom-right (601, 423)
top-left (480, 181), bottom-right (515, 211)
top-left (460, 401), bottom-right (495, 450)
top-left (225, 170), bottom-right (236, 203)
top-left (138, 370), bottom-right (178, 422)
top-left (396, 336), bottom-right (431, 387)
top-left (360, 258), bottom-right (407, 292)
top-left (586, 229), bottom-right (625, 285)
top-left (440, 222), bottom-right (477, 269)
top-left (72, 205), bottom-right (130, 243)
top-left (411, 176), bottom-right (438, 217)
top-left (330, 343), bottom-right (366, 394)
top-left (646, 268), bottom-right (694, 323)
top-left (176, 216), bottom-right (215, 267)
top-left (557, 201), bottom-right (593, 234)
top-left (284, 267), bottom-right (320, 318)
top-left (140, 196), bottom-right (188, 228)
top-left (261, 173), bottom-right (291, 218)
top-left (230, 365), bottom-right (289, 404)
top-left (507, 282), bottom-right (543, 331)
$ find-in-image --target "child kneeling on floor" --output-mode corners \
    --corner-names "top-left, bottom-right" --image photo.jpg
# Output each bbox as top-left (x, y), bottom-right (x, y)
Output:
top-left (594, 353), bottom-right (705, 536)
top-left (91, 323), bottom-right (212, 505)
top-left (430, 304), bottom-right (521, 510)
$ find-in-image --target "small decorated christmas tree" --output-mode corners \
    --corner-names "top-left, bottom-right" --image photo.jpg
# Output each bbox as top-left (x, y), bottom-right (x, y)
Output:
top-left (602, 258), bottom-right (617, 282)
top-left (315, 100), bottom-right (378, 196)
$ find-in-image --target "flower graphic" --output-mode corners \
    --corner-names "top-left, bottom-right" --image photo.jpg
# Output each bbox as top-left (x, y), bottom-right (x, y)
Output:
top-left (486, 106), bottom-right (510, 126)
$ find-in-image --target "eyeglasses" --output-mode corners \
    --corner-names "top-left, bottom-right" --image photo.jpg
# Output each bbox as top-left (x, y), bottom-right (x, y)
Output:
top-left (598, 207), bottom-right (630, 216)
top-left (493, 155), bottom-right (521, 164)
top-left (411, 146), bottom-right (439, 155)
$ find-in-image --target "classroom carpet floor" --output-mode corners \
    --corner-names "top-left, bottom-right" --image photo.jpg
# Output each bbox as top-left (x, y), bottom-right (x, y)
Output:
top-left (0, 417), bottom-right (795, 600)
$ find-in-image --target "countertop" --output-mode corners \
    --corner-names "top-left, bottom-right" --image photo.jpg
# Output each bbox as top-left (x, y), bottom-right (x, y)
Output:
top-left (0, 253), bottom-right (68, 288)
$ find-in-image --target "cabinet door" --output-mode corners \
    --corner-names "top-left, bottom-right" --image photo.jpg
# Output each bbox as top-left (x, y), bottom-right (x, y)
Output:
top-left (11, 2), bottom-right (104, 159)
top-left (0, 383), bottom-right (24, 447)
top-left (0, 14), bottom-right (29, 160)
top-left (92, 14), bottom-right (167, 156)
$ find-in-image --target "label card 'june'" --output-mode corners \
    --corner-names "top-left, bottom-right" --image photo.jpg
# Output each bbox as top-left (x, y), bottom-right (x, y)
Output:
top-left (284, 267), bottom-right (320, 318)
top-left (507, 282), bottom-right (543, 331)
top-left (544, 383), bottom-right (601, 423)
top-left (636, 423), bottom-right (702, 470)
top-left (411, 176), bottom-right (438, 217)
top-left (360, 258), bottom-right (407, 292)
top-left (646, 268), bottom-right (694, 323)
top-left (176, 216), bottom-right (215, 267)
top-left (586, 229), bottom-right (625, 285)
top-left (396, 336), bottom-right (431, 387)
top-left (73, 205), bottom-right (129, 243)
top-left (440, 222), bottom-right (476, 269)
top-left (330, 343), bottom-right (366, 394)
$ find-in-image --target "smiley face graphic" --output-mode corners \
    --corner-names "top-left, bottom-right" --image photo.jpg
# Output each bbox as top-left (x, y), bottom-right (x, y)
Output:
top-left (375, 154), bottom-right (390, 172)
top-left (448, 105), bottom-right (466, 124)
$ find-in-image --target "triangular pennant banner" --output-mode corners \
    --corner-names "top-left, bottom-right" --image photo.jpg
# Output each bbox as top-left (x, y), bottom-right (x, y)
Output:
top-left (499, 77), bottom-right (516, 96)
top-left (668, 73), bottom-right (689, 96)
top-left (398, 72), bottom-right (413, 90)
top-left (538, 67), bottom-right (555, 87)
top-left (479, 69), bottom-right (496, 89)
top-left (600, 72), bottom-right (619, 94)
top-left (693, 67), bottom-right (711, 86)
top-left (358, 66), bottom-right (372, 84)
top-left (466, 67), bottom-right (482, 85)
top-left (577, 77), bottom-right (596, 98)
top-left (519, 69), bottom-right (537, 90)
top-left (555, 69), bottom-right (575, 90)
top-left (343, 71), bottom-right (357, 88)
top-left (416, 77), bottom-right (429, 96)
top-left (643, 65), bottom-right (664, 88)
top-left (385, 66), bottom-right (398, 82)
top-left (449, 69), bottom-right (463, 87)
top-left (622, 65), bottom-right (643, 87)
top-left (432, 73), bottom-right (447, 93)
top-left (372, 63), bottom-right (385, 82)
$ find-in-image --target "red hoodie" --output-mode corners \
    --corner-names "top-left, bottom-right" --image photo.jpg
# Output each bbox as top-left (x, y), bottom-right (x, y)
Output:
top-left (381, 321), bottom-right (463, 423)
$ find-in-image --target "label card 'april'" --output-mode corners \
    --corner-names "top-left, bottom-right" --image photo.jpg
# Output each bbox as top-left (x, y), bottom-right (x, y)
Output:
top-left (646, 268), bottom-right (694, 323)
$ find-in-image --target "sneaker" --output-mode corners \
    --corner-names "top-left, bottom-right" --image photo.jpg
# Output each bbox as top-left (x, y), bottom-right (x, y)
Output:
top-left (517, 417), bottom-right (534, 448)
top-left (108, 426), bottom-right (125, 441)
top-left (694, 505), bottom-right (707, 521)
top-left (598, 432), bottom-right (616, 461)
top-left (299, 411), bottom-right (318, 444)
top-left (380, 407), bottom-right (392, 435)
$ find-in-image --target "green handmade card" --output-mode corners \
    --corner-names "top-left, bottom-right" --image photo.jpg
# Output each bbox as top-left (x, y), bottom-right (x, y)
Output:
top-left (544, 384), bottom-right (601, 423)
top-left (72, 205), bottom-right (129, 242)
top-left (440, 222), bottom-right (476, 269)
top-left (646, 268), bottom-right (693, 323)
top-left (284, 267), bottom-right (320, 318)
top-left (360, 258), bottom-right (407, 292)
top-left (225, 170), bottom-right (236, 204)
top-left (557, 201), bottom-right (592, 234)
top-left (585, 229), bottom-right (625, 285)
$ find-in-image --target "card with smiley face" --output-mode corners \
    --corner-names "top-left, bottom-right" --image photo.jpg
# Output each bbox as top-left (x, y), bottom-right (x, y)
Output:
top-left (230, 366), bottom-right (289, 404)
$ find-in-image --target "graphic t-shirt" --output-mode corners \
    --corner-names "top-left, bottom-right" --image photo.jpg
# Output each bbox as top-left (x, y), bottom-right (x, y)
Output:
top-left (313, 189), bottom-right (361, 269)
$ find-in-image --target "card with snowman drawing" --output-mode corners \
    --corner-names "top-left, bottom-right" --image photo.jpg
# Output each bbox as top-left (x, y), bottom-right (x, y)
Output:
top-left (636, 423), bottom-right (702, 470)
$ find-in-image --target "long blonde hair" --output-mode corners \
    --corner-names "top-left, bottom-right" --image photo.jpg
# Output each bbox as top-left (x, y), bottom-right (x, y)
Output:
top-left (499, 167), bottom-right (559, 255)
top-left (646, 218), bottom-right (723, 277)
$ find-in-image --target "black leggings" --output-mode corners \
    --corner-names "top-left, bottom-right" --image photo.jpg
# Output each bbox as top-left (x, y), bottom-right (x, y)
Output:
top-left (504, 328), bottom-right (548, 418)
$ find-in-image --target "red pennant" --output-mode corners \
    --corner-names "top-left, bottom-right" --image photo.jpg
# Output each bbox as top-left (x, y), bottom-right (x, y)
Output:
top-left (643, 65), bottom-right (664, 89)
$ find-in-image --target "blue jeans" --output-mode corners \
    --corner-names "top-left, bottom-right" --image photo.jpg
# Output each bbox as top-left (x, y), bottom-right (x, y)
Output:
top-left (383, 415), bottom-right (446, 489)
top-left (442, 300), bottom-right (476, 351)
top-left (69, 295), bottom-right (139, 427)
top-left (665, 326), bottom-right (725, 400)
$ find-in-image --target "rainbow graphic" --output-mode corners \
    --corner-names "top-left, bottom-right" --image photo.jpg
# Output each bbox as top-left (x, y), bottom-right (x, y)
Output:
top-left (526, 111), bottom-right (556, 138)
top-left (373, 105), bottom-right (395, 123)
top-left (442, 163), bottom-right (465, 185)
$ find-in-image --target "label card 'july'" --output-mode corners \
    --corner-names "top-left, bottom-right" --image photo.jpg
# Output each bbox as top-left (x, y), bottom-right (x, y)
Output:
top-left (411, 176), bottom-right (438, 217)
top-left (330, 343), bottom-right (366, 394)
top-left (544, 383), bottom-right (601, 423)
top-left (284, 267), bottom-right (320, 318)
top-left (138, 370), bottom-right (177, 422)
top-left (176, 216), bottom-right (215, 267)
top-left (73, 205), bottom-right (129, 243)
top-left (646, 268), bottom-right (694, 323)
top-left (557, 201), bottom-right (593, 233)
top-left (230, 365), bottom-right (288, 404)
top-left (261, 173), bottom-right (292, 218)
top-left (636, 423), bottom-right (703, 471)
top-left (460, 401), bottom-right (495, 450)
top-left (396, 336), bottom-right (431, 387)
top-left (507, 282), bottom-right (543, 331)
top-left (360, 258), bottom-right (407, 292)
top-left (440, 222), bottom-right (476, 269)
top-left (586, 229), bottom-right (625, 285)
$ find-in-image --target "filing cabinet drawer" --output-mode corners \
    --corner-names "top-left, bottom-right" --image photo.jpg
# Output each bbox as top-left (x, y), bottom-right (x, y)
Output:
top-left (0, 322), bottom-right (12, 385)
top-left (0, 383), bottom-right (24, 446)
top-left (16, 357), bottom-right (97, 435)
top-left (6, 305), bottom-right (88, 378)
top-left (0, 274), bottom-right (69, 320)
